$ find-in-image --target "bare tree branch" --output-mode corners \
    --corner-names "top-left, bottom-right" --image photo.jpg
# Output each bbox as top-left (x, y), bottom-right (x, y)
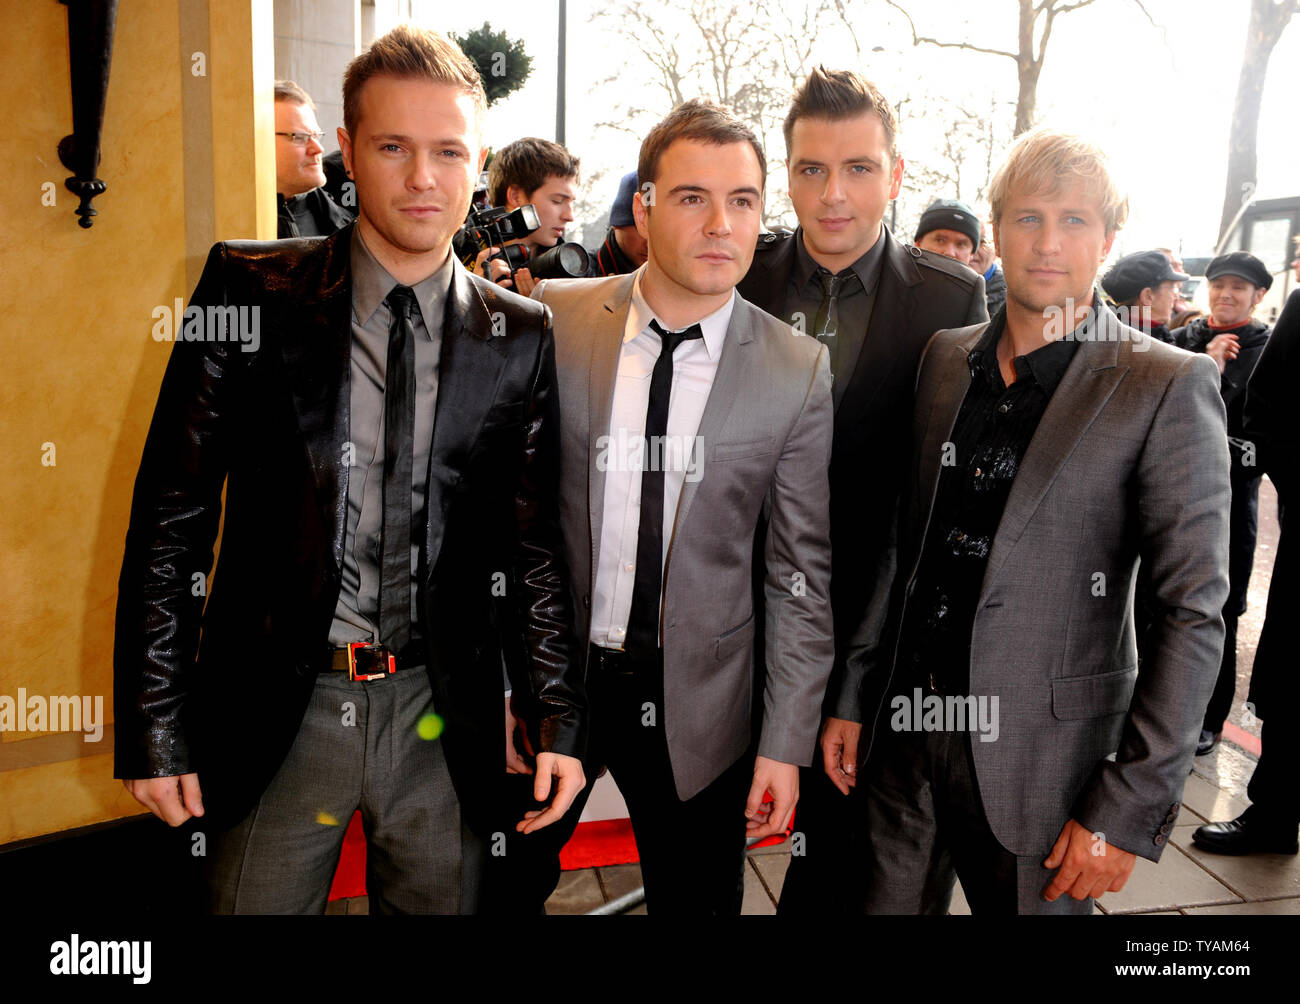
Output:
top-left (884, 0), bottom-right (1019, 60)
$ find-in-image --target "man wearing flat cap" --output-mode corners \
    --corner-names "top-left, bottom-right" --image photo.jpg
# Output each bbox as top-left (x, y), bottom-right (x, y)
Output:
top-left (1102, 249), bottom-right (1189, 344)
top-left (1170, 251), bottom-right (1272, 759)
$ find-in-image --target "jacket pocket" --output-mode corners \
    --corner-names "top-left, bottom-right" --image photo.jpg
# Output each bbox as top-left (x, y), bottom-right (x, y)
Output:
top-left (712, 438), bottom-right (773, 462)
top-left (1051, 665), bottom-right (1138, 720)
top-left (715, 612), bottom-right (756, 661)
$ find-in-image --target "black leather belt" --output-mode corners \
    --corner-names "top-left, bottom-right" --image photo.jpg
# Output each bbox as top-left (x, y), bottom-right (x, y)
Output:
top-left (588, 644), bottom-right (662, 676)
top-left (329, 642), bottom-right (422, 681)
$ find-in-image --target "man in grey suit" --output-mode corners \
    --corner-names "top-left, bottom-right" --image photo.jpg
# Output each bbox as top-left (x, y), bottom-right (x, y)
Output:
top-left (828, 129), bottom-right (1230, 914)
top-left (533, 99), bottom-right (835, 914)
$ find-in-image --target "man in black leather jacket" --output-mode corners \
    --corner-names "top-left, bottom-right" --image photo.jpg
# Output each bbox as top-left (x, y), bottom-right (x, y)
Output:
top-left (113, 25), bottom-right (585, 914)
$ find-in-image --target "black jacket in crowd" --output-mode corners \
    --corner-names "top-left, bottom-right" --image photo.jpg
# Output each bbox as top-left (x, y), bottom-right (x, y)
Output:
top-left (1241, 289), bottom-right (1298, 718)
top-left (276, 186), bottom-right (353, 239)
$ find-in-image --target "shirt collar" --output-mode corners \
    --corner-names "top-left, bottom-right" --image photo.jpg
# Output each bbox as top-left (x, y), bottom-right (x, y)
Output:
top-left (792, 221), bottom-right (887, 294)
top-left (350, 225), bottom-right (452, 337)
top-left (625, 267), bottom-right (734, 361)
top-left (969, 300), bottom-right (1084, 395)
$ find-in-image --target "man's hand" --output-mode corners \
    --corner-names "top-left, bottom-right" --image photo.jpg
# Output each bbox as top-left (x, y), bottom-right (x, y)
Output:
top-left (1205, 333), bottom-right (1240, 374)
top-left (123, 774), bottom-right (204, 827)
top-left (472, 246), bottom-right (536, 296)
top-left (745, 756), bottom-right (798, 839)
top-left (504, 693), bottom-right (535, 775)
top-left (516, 752), bottom-right (585, 834)
top-left (1042, 818), bottom-right (1137, 902)
top-left (820, 716), bottom-right (862, 795)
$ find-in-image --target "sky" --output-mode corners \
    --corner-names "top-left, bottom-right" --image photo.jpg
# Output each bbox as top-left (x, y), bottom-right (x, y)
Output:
top-left (422, 0), bottom-right (1300, 259)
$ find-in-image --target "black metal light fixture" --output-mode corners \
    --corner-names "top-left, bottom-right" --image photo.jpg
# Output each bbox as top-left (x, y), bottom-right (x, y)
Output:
top-left (58, 0), bottom-right (118, 229)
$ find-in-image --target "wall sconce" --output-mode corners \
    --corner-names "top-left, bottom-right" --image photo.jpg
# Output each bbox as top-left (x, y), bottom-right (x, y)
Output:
top-left (58, 0), bottom-right (118, 229)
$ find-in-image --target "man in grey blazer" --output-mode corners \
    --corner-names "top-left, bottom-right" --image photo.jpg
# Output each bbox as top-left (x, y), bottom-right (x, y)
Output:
top-left (533, 100), bottom-right (835, 914)
top-left (828, 129), bottom-right (1230, 914)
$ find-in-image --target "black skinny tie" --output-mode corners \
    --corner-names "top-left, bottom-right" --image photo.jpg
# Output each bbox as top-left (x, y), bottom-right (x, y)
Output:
top-left (624, 319), bottom-right (704, 660)
top-left (378, 284), bottom-right (417, 652)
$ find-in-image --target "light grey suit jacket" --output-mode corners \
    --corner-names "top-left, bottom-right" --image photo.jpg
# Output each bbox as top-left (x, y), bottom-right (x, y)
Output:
top-left (839, 305), bottom-right (1230, 862)
top-left (534, 272), bottom-right (835, 800)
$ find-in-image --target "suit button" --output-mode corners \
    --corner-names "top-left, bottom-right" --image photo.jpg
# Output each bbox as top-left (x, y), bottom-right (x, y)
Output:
top-left (1170, 802), bottom-right (1181, 814)
top-left (1154, 833), bottom-right (1167, 846)
top-left (1159, 823), bottom-right (1171, 835)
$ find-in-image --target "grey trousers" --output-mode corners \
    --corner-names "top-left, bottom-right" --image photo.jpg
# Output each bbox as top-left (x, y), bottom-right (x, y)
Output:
top-left (204, 667), bottom-right (483, 914)
top-left (860, 723), bottom-right (1092, 915)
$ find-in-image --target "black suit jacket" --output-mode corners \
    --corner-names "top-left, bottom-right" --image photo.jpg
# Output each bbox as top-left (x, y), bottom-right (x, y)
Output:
top-left (737, 227), bottom-right (988, 709)
top-left (113, 223), bottom-right (583, 833)
top-left (1243, 287), bottom-right (1299, 715)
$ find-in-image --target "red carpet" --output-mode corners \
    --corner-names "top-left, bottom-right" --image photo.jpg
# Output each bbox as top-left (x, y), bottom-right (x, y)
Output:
top-left (327, 800), bottom-right (792, 899)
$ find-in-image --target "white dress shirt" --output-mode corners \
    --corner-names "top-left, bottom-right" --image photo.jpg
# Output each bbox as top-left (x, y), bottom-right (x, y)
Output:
top-left (589, 274), bottom-right (735, 648)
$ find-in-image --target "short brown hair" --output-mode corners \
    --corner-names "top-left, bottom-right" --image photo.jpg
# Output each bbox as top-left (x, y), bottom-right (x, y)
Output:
top-left (783, 66), bottom-right (899, 163)
top-left (274, 80), bottom-right (314, 109)
top-left (637, 98), bottom-right (767, 193)
top-left (342, 25), bottom-right (485, 139)
top-left (988, 129), bottom-right (1129, 234)
top-left (488, 138), bottom-right (580, 207)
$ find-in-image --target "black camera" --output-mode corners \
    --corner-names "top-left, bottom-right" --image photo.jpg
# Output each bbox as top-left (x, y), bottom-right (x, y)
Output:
top-left (461, 203), bottom-right (591, 283)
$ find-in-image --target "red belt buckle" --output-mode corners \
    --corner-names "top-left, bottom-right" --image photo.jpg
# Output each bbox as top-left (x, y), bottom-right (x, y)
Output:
top-left (347, 642), bottom-right (396, 681)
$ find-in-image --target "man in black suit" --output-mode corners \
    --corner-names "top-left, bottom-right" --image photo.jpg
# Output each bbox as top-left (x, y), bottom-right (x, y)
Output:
top-left (113, 25), bottom-right (585, 914)
top-left (735, 67), bottom-right (988, 913)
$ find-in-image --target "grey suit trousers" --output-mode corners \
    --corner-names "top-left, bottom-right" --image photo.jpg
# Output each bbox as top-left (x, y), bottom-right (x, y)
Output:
top-left (860, 725), bottom-right (1092, 915)
top-left (204, 668), bottom-right (483, 914)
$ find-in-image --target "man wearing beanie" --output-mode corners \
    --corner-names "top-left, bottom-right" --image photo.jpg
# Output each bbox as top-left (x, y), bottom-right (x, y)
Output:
top-left (589, 170), bottom-right (649, 276)
top-left (913, 198), bottom-right (982, 265)
top-left (1101, 249), bottom-right (1190, 344)
top-left (1170, 251), bottom-right (1273, 760)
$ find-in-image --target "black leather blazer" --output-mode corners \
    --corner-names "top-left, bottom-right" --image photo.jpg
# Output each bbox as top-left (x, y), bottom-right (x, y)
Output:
top-left (113, 223), bottom-right (584, 831)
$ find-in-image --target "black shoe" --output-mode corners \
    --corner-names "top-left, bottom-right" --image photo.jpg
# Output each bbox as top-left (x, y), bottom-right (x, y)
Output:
top-left (1195, 729), bottom-right (1222, 756)
top-left (1192, 814), bottom-right (1299, 855)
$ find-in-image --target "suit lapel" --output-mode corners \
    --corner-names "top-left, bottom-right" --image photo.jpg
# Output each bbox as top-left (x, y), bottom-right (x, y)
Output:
top-left (915, 328), bottom-right (982, 531)
top-left (982, 319), bottom-right (1128, 593)
top-left (424, 261), bottom-right (510, 577)
top-left (280, 227), bottom-right (353, 574)
top-left (666, 298), bottom-right (751, 564)
top-left (586, 275), bottom-right (636, 570)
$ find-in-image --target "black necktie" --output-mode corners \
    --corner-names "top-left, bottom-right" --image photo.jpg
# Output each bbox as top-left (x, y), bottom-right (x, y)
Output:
top-left (624, 319), bottom-right (704, 661)
top-left (378, 285), bottom-right (417, 653)
top-left (814, 269), bottom-right (842, 345)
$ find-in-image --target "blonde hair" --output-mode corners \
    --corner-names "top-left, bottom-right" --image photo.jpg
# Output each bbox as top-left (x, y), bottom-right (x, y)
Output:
top-left (989, 129), bottom-right (1128, 234)
top-left (342, 25), bottom-right (485, 138)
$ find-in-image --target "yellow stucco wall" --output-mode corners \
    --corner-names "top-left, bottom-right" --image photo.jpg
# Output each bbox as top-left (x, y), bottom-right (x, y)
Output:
top-left (0, 0), bottom-right (274, 846)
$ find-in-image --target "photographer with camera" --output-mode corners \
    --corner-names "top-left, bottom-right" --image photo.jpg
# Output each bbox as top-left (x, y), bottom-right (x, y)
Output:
top-left (469, 137), bottom-right (586, 296)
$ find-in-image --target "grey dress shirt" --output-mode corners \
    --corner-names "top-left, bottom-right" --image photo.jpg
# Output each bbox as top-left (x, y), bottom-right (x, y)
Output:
top-left (328, 229), bottom-right (450, 646)
top-left (786, 223), bottom-right (887, 409)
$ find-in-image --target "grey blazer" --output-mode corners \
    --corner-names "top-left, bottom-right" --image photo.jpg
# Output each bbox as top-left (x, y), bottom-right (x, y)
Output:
top-left (534, 272), bottom-right (835, 800)
top-left (840, 306), bottom-right (1231, 861)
